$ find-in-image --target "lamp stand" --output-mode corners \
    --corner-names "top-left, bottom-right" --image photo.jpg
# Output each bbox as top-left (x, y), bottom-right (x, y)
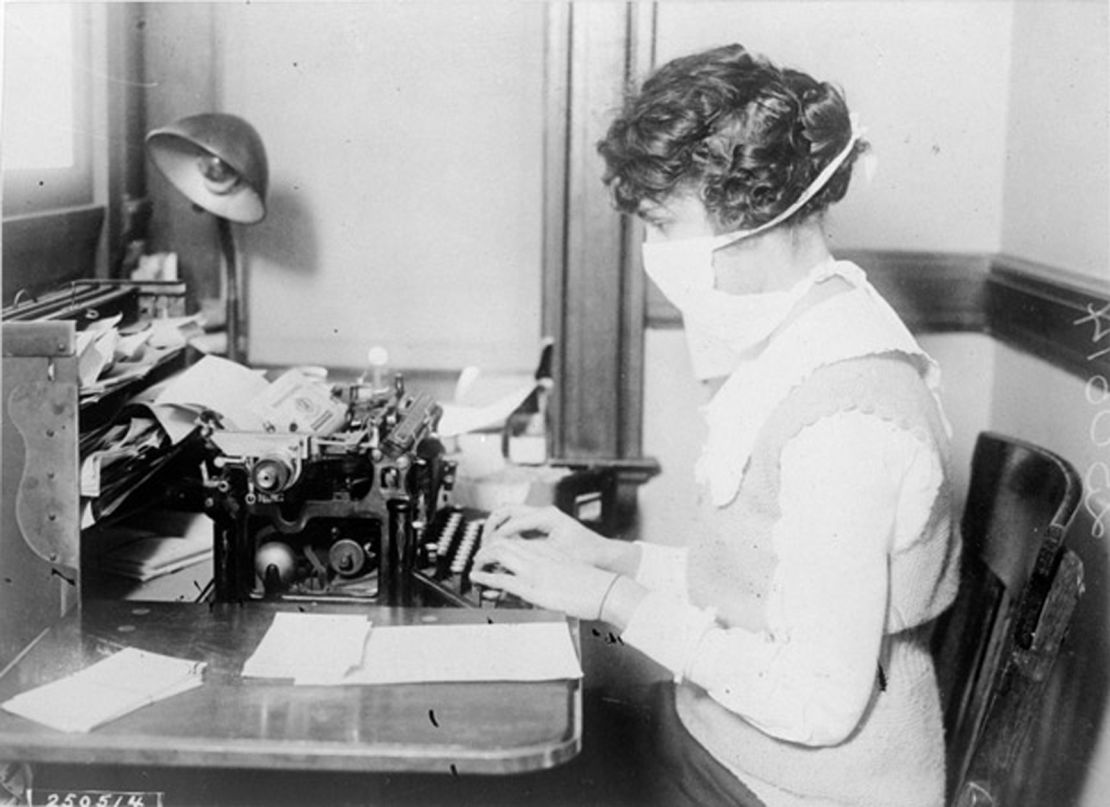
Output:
top-left (216, 216), bottom-right (245, 364)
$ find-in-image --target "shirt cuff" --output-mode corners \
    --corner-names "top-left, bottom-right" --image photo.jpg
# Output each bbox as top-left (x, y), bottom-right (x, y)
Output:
top-left (633, 542), bottom-right (689, 598)
top-left (621, 589), bottom-right (717, 680)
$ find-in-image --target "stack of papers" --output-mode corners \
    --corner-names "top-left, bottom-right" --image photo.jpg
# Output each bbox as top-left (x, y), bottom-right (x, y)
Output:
top-left (1, 648), bottom-right (205, 733)
top-left (76, 313), bottom-right (198, 405)
top-left (241, 613), bottom-right (373, 684)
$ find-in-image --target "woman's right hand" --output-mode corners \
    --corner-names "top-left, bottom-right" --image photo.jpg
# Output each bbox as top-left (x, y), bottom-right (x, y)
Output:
top-left (477, 504), bottom-right (630, 571)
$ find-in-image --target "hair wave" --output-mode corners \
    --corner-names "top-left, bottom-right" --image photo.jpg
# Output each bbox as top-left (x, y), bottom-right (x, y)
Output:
top-left (597, 44), bottom-right (869, 231)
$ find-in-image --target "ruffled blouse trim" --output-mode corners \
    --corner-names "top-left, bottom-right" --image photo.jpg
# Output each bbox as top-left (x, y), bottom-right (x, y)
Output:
top-left (696, 260), bottom-right (948, 508)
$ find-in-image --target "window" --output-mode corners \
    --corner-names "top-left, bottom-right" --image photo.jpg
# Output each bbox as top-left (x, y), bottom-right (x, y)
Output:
top-left (2, 2), bottom-right (94, 216)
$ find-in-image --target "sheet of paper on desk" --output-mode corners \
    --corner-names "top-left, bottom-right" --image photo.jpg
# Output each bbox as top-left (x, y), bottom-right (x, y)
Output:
top-left (0, 648), bottom-right (205, 733)
top-left (344, 622), bottom-right (583, 685)
top-left (241, 613), bottom-right (373, 684)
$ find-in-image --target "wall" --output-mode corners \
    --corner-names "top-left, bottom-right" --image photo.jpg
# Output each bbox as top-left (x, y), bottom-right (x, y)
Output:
top-left (1000, 0), bottom-right (1109, 284)
top-left (144, 2), bottom-right (546, 373)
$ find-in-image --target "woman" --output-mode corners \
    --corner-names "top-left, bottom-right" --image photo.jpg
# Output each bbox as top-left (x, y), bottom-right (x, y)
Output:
top-left (471, 43), bottom-right (960, 807)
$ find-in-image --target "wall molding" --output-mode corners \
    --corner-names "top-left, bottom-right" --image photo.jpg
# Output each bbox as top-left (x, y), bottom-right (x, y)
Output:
top-left (645, 249), bottom-right (1110, 382)
top-left (987, 254), bottom-right (1110, 380)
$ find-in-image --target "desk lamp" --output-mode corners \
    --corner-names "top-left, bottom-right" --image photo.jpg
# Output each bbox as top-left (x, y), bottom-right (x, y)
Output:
top-left (145, 113), bottom-right (268, 364)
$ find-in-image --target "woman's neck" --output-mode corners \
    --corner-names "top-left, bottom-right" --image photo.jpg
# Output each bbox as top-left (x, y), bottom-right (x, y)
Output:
top-left (713, 218), bottom-right (832, 294)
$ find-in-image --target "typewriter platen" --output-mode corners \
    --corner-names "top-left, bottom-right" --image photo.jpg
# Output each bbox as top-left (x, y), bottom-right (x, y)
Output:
top-left (198, 371), bottom-right (514, 608)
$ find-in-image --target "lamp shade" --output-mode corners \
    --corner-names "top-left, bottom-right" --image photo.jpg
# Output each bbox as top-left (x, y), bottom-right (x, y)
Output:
top-left (145, 113), bottom-right (268, 224)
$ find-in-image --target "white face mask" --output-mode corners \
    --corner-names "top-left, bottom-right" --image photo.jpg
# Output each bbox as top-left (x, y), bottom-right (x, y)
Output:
top-left (642, 119), bottom-right (864, 380)
top-left (645, 242), bottom-right (825, 379)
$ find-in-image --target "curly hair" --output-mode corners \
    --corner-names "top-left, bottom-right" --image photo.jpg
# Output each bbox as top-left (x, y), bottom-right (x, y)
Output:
top-left (597, 43), bottom-right (868, 231)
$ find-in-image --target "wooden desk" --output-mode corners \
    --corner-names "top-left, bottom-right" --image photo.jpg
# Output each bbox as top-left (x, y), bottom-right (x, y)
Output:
top-left (0, 600), bottom-right (581, 776)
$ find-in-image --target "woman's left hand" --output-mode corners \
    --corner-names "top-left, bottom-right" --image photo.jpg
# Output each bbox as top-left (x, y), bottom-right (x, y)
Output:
top-left (469, 539), bottom-right (619, 621)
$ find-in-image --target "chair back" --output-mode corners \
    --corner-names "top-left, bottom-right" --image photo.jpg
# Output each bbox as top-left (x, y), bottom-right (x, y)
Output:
top-left (932, 431), bottom-right (1083, 805)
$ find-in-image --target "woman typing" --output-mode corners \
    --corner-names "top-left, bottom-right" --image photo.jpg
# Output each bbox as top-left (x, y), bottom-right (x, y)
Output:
top-left (471, 43), bottom-right (960, 807)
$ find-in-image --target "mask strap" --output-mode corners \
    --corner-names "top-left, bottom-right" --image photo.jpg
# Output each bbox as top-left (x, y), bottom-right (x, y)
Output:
top-left (713, 114), bottom-right (866, 250)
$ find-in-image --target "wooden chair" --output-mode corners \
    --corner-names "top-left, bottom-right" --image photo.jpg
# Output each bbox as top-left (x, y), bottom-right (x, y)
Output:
top-left (932, 431), bottom-right (1084, 806)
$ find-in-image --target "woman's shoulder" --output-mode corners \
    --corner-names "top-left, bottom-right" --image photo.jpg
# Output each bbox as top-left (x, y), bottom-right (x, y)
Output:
top-left (760, 351), bottom-right (948, 457)
top-left (786, 351), bottom-right (935, 409)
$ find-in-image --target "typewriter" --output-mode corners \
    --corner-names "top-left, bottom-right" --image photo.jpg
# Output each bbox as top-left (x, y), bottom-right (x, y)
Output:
top-left (197, 369), bottom-right (518, 608)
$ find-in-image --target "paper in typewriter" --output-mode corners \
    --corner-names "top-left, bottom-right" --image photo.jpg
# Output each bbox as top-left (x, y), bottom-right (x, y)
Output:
top-left (0, 647), bottom-right (205, 733)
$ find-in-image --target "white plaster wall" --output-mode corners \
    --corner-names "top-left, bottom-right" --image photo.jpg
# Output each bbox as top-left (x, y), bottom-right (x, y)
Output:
top-left (212, 2), bottom-right (547, 372)
top-left (1000, 0), bottom-right (1110, 285)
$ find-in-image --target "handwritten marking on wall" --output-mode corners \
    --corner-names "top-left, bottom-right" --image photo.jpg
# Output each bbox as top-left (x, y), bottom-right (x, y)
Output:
top-left (1073, 301), bottom-right (1110, 538)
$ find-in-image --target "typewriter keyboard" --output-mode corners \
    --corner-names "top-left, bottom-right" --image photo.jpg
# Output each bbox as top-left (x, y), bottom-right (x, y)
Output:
top-left (423, 506), bottom-right (527, 608)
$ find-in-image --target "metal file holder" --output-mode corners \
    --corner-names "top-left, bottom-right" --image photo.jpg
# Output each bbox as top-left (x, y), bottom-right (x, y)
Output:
top-left (1, 321), bottom-right (82, 670)
top-left (0, 316), bottom-right (192, 670)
